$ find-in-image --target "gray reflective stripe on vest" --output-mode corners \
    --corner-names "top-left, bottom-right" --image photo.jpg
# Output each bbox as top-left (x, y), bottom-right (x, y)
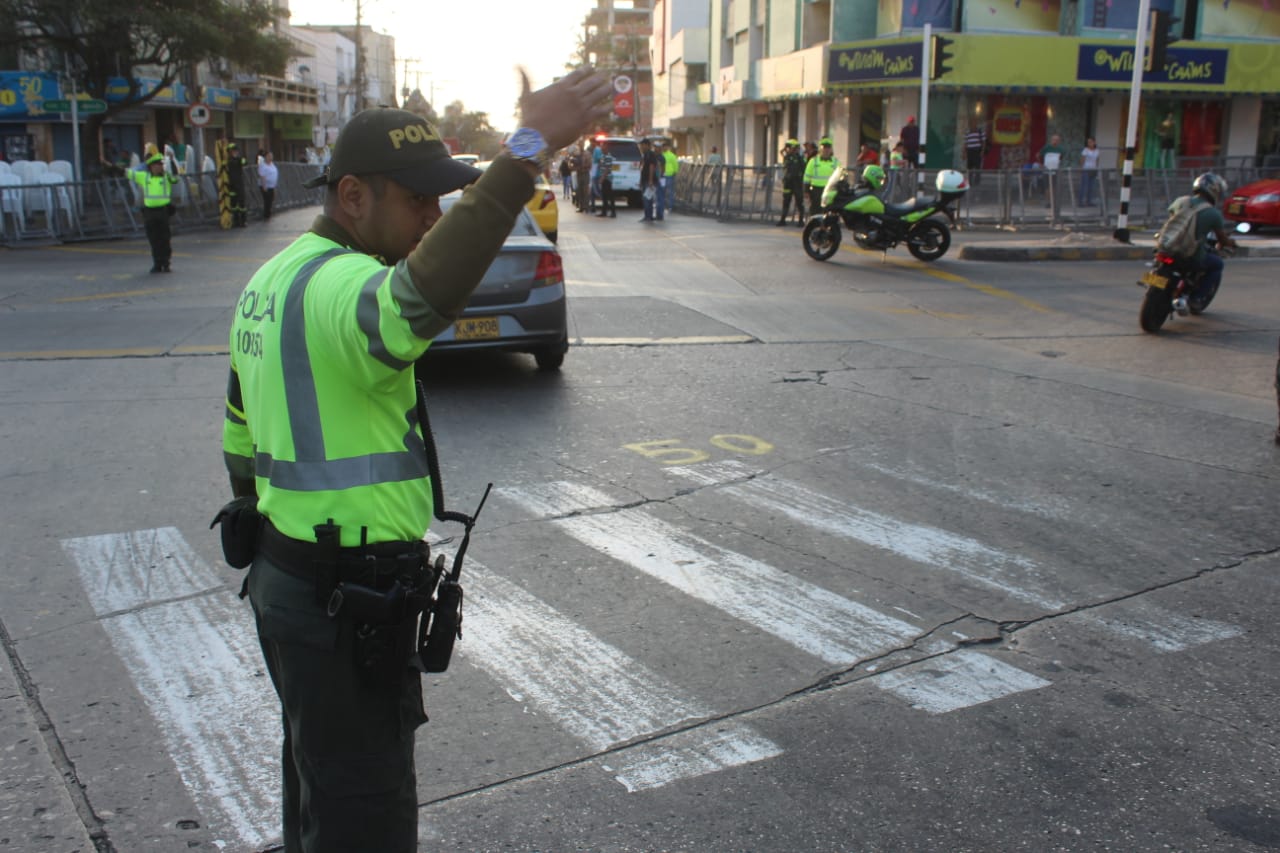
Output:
top-left (356, 268), bottom-right (414, 371)
top-left (263, 247), bottom-right (429, 491)
top-left (136, 173), bottom-right (172, 204)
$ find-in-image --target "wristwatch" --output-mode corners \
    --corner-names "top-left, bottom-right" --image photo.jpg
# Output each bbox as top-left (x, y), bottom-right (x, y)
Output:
top-left (505, 127), bottom-right (551, 170)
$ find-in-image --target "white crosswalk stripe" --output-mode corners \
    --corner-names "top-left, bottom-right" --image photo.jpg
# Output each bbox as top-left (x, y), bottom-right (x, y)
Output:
top-left (671, 460), bottom-right (1241, 652)
top-left (61, 528), bottom-right (278, 850)
top-left (60, 463), bottom-right (1243, 844)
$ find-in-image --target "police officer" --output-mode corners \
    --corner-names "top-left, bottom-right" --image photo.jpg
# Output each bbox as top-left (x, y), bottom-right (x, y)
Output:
top-left (221, 68), bottom-right (612, 852)
top-left (777, 138), bottom-right (806, 226)
top-left (131, 150), bottom-right (179, 273)
top-left (225, 141), bottom-right (248, 227)
top-left (804, 136), bottom-right (840, 214)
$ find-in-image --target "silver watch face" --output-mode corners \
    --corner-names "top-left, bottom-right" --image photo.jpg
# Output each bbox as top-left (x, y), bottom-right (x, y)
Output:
top-left (509, 128), bottom-right (547, 160)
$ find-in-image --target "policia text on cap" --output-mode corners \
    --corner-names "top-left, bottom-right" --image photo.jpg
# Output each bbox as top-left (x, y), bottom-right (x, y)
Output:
top-left (217, 67), bottom-right (613, 852)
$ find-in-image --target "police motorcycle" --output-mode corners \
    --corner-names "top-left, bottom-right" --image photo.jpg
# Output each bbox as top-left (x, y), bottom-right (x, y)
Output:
top-left (801, 164), bottom-right (969, 263)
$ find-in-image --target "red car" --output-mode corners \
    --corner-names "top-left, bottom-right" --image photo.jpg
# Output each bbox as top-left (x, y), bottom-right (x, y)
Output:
top-left (1225, 178), bottom-right (1280, 230)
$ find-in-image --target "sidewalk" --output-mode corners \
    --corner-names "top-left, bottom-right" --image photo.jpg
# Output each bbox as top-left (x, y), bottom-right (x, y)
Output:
top-left (954, 224), bottom-right (1280, 262)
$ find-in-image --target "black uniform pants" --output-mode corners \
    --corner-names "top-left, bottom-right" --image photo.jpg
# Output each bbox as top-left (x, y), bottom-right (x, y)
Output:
top-left (780, 177), bottom-right (805, 221)
top-left (142, 205), bottom-right (172, 269)
top-left (807, 184), bottom-right (826, 214)
top-left (262, 188), bottom-right (275, 221)
top-left (247, 553), bottom-right (427, 853)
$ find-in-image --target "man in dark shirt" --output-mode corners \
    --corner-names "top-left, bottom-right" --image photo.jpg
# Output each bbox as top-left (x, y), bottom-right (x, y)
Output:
top-left (639, 138), bottom-right (663, 222)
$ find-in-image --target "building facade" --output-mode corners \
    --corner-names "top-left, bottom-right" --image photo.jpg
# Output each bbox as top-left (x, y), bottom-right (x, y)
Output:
top-left (652, 0), bottom-right (1280, 172)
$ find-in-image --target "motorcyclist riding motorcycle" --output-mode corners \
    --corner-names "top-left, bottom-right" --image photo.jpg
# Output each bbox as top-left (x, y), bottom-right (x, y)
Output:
top-left (1175, 172), bottom-right (1237, 313)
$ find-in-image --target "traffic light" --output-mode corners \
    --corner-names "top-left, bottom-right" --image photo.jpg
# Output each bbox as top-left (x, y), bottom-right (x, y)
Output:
top-left (931, 35), bottom-right (955, 80)
top-left (1147, 9), bottom-right (1181, 72)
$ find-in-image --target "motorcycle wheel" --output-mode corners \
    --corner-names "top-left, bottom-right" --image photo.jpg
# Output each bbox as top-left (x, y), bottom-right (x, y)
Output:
top-left (802, 218), bottom-right (841, 261)
top-left (906, 220), bottom-right (951, 262)
top-left (1139, 285), bottom-right (1171, 333)
top-left (1188, 279), bottom-right (1219, 315)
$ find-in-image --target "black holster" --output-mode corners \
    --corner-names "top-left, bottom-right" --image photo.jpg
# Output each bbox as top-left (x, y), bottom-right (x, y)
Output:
top-left (209, 496), bottom-right (263, 569)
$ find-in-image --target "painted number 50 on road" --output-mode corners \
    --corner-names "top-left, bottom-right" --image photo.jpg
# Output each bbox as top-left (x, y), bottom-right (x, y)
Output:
top-left (623, 434), bottom-right (774, 466)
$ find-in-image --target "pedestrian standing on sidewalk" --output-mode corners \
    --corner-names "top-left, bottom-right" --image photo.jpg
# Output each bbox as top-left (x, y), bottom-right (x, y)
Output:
top-left (965, 123), bottom-right (987, 185)
top-left (639, 138), bottom-right (663, 221)
top-left (576, 138), bottom-right (594, 212)
top-left (662, 142), bottom-right (679, 214)
top-left (257, 151), bottom-right (279, 221)
top-left (1078, 137), bottom-right (1099, 206)
top-left (596, 141), bottom-right (616, 217)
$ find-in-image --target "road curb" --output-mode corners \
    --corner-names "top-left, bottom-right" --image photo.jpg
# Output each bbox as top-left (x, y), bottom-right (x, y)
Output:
top-left (958, 242), bottom-right (1280, 262)
top-left (958, 245), bottom-right (1150, 262)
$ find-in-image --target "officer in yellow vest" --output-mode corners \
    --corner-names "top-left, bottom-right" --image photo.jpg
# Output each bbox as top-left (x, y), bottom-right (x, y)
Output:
top-left (131, 151), bottom-right (179, 273)
top-left (220, 69), bottom-right (612, 852)
top-left (803, 136), bottom-right (840, 213)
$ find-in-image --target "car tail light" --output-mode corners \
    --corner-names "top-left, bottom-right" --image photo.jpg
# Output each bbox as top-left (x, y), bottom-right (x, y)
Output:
top-left (537, 190), bottom-right (555, 209)
top-left (533, 251), bottom-right (563, 287)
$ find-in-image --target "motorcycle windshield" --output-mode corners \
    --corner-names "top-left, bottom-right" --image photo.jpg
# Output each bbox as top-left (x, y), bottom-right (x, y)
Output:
top-left (821, 167), bottom-right (849, 208)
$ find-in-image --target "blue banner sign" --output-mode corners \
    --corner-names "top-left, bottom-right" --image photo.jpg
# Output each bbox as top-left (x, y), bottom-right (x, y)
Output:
top-left (204, 86), bottom-right (237, 110)
top-left (829, 42), bottom-right (923, 84)
top-left (105, 76), bottom-right (188, 104)
top-left (0, 71), bottom-right (62, 118)
top-left (1076, 44), bottom-right (1228, 85)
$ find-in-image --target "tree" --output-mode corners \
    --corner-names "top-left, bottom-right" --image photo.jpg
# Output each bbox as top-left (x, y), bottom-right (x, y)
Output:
top-left (436, 100), bottom-right (501, 159)
top-left (0, 0), bottom-right (292, 163)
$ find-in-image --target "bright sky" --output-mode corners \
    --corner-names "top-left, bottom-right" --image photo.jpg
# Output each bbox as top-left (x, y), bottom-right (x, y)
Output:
top-left (288, 0), bottom-right (592, 132)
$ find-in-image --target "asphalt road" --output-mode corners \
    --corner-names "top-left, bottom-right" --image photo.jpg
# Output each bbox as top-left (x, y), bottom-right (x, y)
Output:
top-left (1, 206), bottom-right (1278, 852)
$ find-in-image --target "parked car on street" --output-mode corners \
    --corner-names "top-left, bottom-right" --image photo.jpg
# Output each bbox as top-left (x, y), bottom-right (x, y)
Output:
top-left (424, 191), bottom-right (568, 371)
top-left (474, 160), bottom-right (559, 243)
top-left (1225, 177), bottom-right (1280, 231)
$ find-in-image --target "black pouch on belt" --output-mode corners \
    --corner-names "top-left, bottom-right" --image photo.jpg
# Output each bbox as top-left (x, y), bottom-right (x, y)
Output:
top-left (209, 496), bottom-right (264, 569)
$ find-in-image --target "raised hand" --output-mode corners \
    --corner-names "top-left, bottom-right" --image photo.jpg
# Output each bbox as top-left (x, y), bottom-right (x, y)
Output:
top-left (517, 66), bottom-right (614, 152)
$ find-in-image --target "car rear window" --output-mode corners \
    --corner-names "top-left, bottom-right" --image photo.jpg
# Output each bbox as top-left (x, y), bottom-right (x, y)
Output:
top-left (440, 194), bottom-right (539, 237)
top-left (603, 140), bottom-right (642, 162)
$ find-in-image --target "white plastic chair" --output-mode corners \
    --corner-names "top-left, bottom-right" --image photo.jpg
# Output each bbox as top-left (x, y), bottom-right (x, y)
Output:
top-left (0, 173), bottom-right (26, 236)
top-left (38, 172), bottom-right (77, 231)
top-left (49, 159), bottom-right (75, 182)
top-left (0, 160), bottom-right (11, 176)
top-left (10, 160), bottom-right (39, 181)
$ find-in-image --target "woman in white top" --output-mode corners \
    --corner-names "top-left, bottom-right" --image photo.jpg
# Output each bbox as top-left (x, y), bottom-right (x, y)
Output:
top-left (1079, 137), bottom-right (1100, 206)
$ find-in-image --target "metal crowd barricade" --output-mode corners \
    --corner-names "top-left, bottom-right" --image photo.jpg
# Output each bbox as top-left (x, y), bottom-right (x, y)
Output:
top-left (1, 162), bottom-right (325, 247)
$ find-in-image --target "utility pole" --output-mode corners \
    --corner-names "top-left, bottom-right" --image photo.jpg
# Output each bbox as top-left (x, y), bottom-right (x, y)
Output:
top-left (353, 0), bottom-right (366, 113)
top-left (1113, 0), bottom-right (1152, 244)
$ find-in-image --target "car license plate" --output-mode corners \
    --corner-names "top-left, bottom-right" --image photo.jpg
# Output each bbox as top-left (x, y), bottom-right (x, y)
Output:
top-left (454, 317), bottom-right (499, 340)
top-left (1140, 270), bottom-right (1169, 289)
top-left (1227, 202), bottom-right (1243, 216)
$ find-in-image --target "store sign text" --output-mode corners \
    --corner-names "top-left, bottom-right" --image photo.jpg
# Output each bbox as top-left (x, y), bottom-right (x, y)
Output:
top-left (829, 43), bottom-right (921, 84)
top-left (1076, 44), bottom-right (1227, 85)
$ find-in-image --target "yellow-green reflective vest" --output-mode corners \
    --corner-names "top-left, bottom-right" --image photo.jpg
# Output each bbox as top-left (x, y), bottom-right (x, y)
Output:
top-left (132, 169), bottom-right (176, 207)
top-left (804, 155), bottom-right (840, 188)
top-left (223, 234), bottom-right (436, 545)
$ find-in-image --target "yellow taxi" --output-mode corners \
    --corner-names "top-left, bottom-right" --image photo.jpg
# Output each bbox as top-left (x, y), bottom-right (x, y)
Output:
top-left (475, 161), bottom-right (559, 243)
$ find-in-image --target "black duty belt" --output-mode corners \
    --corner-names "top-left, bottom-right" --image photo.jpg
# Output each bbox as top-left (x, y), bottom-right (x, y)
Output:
top-left (258, 521), bottom-right (429, 590)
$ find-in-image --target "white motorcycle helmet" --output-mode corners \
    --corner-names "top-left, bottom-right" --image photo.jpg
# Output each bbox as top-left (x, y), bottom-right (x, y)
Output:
top-left (936, 169), bottom-right (968, 193)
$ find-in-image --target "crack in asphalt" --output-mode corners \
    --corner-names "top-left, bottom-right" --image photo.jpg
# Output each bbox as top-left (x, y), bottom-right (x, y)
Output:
top-left (0, 615), bottom-right (117, 852)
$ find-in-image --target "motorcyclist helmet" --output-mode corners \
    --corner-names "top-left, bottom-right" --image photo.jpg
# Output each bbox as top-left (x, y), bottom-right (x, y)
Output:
top-left (1191, 172), bottom-right (1228, 206)
top-left (935, 169), bottom-right (969, 193)
top-left (861, 164), bottom-right (886, 190)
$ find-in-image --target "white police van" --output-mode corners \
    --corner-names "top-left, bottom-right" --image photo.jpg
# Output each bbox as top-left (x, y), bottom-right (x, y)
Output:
top-left (595, 137), bottom-right (644, 207)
